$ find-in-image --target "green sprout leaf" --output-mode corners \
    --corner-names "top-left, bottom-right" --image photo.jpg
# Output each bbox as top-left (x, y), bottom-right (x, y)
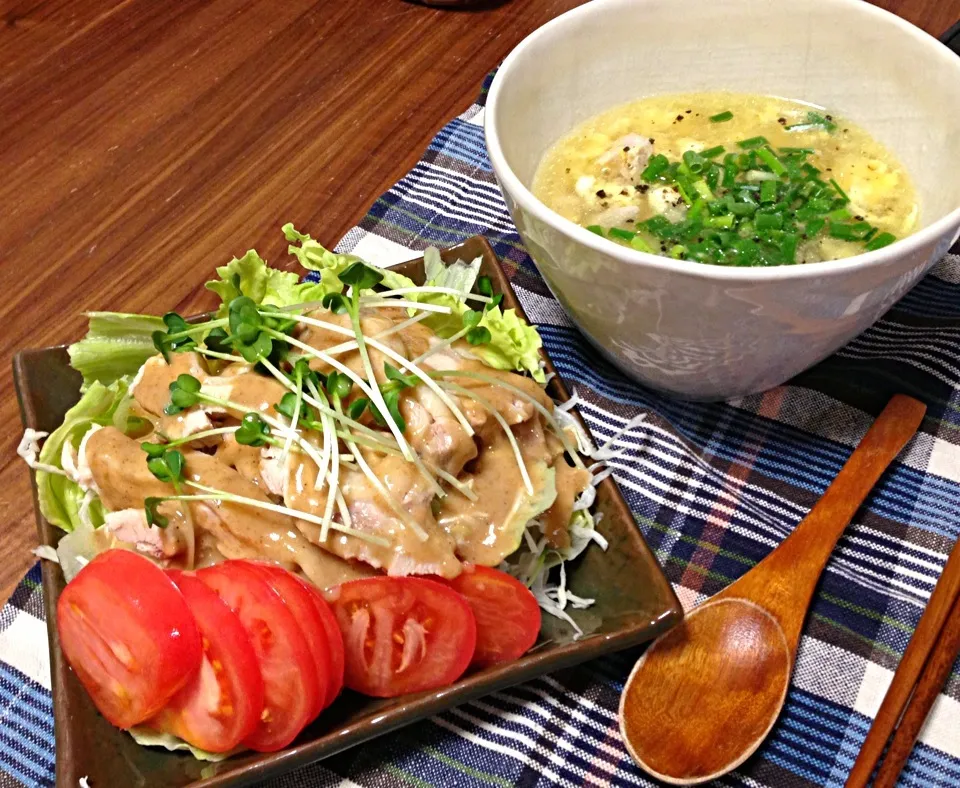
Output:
top-left (144, 497), bottom-right (169, 528)
top-left (275, 392), bottom-right (316, 422)
top-left (203, 327), bottom-right (232, 355)
top-left (339, 262), bottom-right (384, 291)
top-left (383, 363), bottom-right (417, 389)
top-left (321, 292), bottom-right (350, 315)
top-left (462, 309), bottom-right (482, 329)
top-left (146, 449), bottom-right (185, 486)
top-left (165, 374), bottom-right (203, 414)
top-left (235, 413), bottom-right (271, 446)
top-left (347, 397), bottom-right (369, 420)
top-left (326, 371), bottom-right (353, 401)
top-left (140, 441), bottom-right (167, 459)
top-left (466, 326), bottom-right (492, 346)
top-left (228, 296), bottom-right (262, 344)
top-left (381, 389), bottom-right (406, 433)
top-left (151, 312), bottom-right (198, 361)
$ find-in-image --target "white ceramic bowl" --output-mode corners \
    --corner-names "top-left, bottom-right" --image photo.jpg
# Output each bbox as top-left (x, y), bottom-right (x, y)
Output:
top-left (485, 0), bottom-right (960, 401)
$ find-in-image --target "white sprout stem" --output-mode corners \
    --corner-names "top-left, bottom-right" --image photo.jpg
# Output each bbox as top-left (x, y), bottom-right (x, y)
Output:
top-left (333, 401), bottom-right (430, 542)
top-left (438, 381), bottom-right (534, 496)
top-left (258, 357), bottom-right (391, 446)
top-left (195, 347), bottom-right (246, 364)
top-left (411, 326), bottom-right (469, 365)
top-left (281, 376), bottom-right (305, 463)
top-left (158, 425), bottom-right (238, 445)
top-left (318, 312), bottom-right (431, 357)
top-left (357, 297), bottom-right (452, 314)
top-left (345, 297), bottom-right (415, 462)
top-left (264, 328), bottom-right (413, 461)
top-left (305, 378), bottom-right (340, 541)
top-left (276, 312), bottom-right (474, 438)
top-left (179, 482), bottom-right (389, 546)
top-left (430, 369), bottom-right (587, 470)
top-left (164, 317), bottom-right (230, 343)
top-left (373, 286), bottom-right (492, 304)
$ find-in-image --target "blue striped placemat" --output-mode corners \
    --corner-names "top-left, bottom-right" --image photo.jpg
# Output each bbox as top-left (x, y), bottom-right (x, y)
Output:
top-left (6, 71), bottom-right (960, 788)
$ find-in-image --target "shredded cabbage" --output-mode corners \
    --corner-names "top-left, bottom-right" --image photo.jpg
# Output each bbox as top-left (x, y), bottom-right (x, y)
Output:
top-left (128, 727), bottom-right (233, 762)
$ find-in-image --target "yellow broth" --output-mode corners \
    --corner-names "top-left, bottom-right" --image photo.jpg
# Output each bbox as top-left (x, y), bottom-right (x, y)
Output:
top-left (532, 92), bottom-right (918, 265)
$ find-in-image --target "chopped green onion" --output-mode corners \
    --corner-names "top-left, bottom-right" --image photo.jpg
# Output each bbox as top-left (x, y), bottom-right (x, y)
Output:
top-left (737, 136), bottom-right (769, 150)
top-left (804, 218), bottom-right (825, 237)
top-left (705, 214), bottom-right (734, 229)
top-left (826, 207), bottom-right (852, 222)
top-left (701, 145), bottom-right (725, 159)
top-left (710, 111), bottom-right (734, 123)
top-left (780, 147), bottom-right (815, 155)
top-left (693, 179), bottom-right (714, 200)
top-left (608, 227), bottom-right (636, 242)
top-left (669, 244), bottom-right (687, 259)
top-left (755, 214), bottom-right (784, 231)
top-left (630, 235), bottom-right (653, 253)
top-left (756, 147), bottom-right (787, 176)
top-left (682, 150), bottom-right (706, 174)
top-left (780, 233), bottom-right (799, 263)
top-left (759, 180), bottom-right (778, 204)
top-left (866, 232), bottom-right (896, 251)
top-left (586, 225), bottom-right (605, 236)
top-left (641, 154), bottom-right (670, 182)
top-left (829, 178), bottom-right (850, 203)
top-left (828, 221), bottom-right (870, 240)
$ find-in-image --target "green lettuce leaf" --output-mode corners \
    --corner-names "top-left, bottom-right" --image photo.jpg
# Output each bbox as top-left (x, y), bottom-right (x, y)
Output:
top-left (37, 379), bottom-right (129, 532)
top-left (68, 312), bottom-right (165, 389)
top-left (282, 223), bottom-right (415, 292)
top-left (204, 249), bottom-right (332, 314)
top-left (408, 246), bottom-right (545, 381)
top-left (471, 306), bottom-right (544, 382)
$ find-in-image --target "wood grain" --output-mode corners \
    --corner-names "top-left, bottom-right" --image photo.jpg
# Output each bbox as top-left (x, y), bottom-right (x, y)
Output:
top-left (619, 395), bottom-right (926, 784)
top-left (1, 0), bottom-right (957, 606)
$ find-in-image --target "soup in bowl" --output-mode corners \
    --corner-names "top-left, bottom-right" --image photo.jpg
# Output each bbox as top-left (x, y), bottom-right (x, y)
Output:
top-left (485, 0), bottom-right (960, 400)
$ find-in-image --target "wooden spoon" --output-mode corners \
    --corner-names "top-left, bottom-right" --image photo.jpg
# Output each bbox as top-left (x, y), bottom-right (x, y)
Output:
top-left (619, 394), bottom-right (926, 785)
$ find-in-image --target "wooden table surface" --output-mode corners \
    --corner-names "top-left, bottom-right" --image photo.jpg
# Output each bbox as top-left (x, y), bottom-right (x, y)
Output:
top-left (2, 0), bottom-right (958, 604)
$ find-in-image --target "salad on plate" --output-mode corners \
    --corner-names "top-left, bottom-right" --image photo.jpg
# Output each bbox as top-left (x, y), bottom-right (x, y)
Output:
top-left (18, 225), bottom-right (638, 760)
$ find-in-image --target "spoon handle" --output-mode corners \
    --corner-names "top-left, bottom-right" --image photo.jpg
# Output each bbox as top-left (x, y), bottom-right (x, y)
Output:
top-left (717, 395), bottom-right (926, 650)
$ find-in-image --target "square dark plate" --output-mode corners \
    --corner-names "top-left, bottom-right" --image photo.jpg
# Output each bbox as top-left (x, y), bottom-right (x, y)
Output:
top-left (14, 236), bottom-right (682, 788)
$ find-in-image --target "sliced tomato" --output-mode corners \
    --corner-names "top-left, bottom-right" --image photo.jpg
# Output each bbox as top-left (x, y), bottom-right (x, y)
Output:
top-left (241, 562), bottom-right (331, 717)
top-left (447, 566), bottom-right (541, 669)
top-left (301, 582), bottom-right (345, 708)
top-left (326, 577), bottom-right (476, 698)
top-left (56, 550), bottom-right (202, 728)
top-left (197, 561), bottom-right (320, 752)
top-left (148, 571), bottom-right (265, 752)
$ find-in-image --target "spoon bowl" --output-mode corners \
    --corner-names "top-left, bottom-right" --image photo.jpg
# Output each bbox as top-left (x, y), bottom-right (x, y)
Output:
top-left (621, 599), bottom-right (790, 783)
top-left (618, 395), bottom-right (927, 784)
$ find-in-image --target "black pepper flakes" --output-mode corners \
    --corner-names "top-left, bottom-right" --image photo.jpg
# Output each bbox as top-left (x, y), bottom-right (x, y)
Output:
top-left (623, 146), bottom-right (630, 152)
top-left (596, 189), bottom-right (607, 198)
top-left (675, 114), bottom-right (684, 122)
top-left (620, 189), bottom-right (629, 196)
top-left (565, 167), bottom-right (570, 173)
top-left (685, 109), bottom-right (692, 114)
top-left (636, 184), bottom-right (649, 194)
top-left (778, 117), bottom-right (786, 125)
top-left (649, 138), bottom-right (655, 144)
top-left (855, 215), bottom-right (864, 221)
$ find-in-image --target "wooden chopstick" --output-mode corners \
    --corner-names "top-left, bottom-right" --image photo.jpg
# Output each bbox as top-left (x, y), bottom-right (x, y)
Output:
top-left (871, 591), bottom-right (960, 787)
top-left (845, 536), bottom-right (960, 788)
